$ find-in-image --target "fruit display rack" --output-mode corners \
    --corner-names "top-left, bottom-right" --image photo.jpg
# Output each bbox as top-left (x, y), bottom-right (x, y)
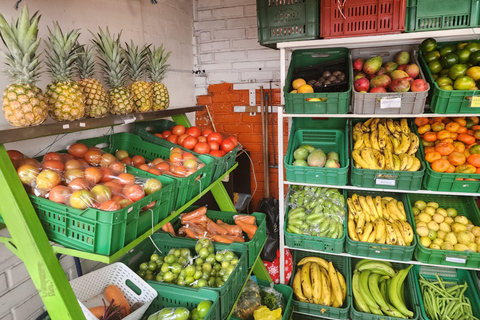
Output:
top-left (0, 106), bottom-right (271, 320)
top-left (275, 29), bottom-right (480, 319)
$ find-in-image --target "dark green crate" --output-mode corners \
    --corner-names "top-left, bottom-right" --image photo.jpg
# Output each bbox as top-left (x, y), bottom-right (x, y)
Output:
top-left (285, 118), bottom-right (349, 185)
top-left (412, 265), bottom-right (480, 320)
top-left (289, 251), bottom-right (352, 319)
top-left (31, 167), bottom-right (173, 256)
top-left (345, 190), bottom-right (417, 262)
top-left (167, 207), bottom-right (266, 269)
top-left (119, 232), bottom-right (248, 320)
top-left (78, 133), bottom-right (215, 210)
top-left (230, 278), bottom-right (293, 320)
top-left (256, 0), bottom-right (319, 47)
top-left (349, 119), bottom-right (425, 190)
top-left (406, 0), bottom-right (480, 32)
top-left (284, 48), bottom-right (351, 114)
top-left (141, 283), bottom-right (220, 320)
top-left (350, 258), bottom-right (421, 320)
top-left (406, 193), bottom-right (480, 268)
top-left (413, 124), bottom-right (480, 193)
top-left (284, 189), bottom-right (347, 253)
top-left (133, 120), bottom-right (239, 182)
top-left (418, 40), bottom-right (480, 114)
top-left (292, 312), bottom-right (331, 319)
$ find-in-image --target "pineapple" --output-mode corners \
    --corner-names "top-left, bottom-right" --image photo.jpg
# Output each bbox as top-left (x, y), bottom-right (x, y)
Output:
top-left (125, 41), bottom-right (152, 112)
top-left (91, 27), bottom-right (133, 115)
top-left (147, 45), bottom-right (171, 110)
top-left (76, 45), bottom-right (109, 117)
top-left (45, 22), bottom-right (85, 121)
top-left (0, 6), bottom-right (48, 127)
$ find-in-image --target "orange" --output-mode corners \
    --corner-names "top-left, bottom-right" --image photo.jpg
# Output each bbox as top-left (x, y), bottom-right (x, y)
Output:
top-left (424, 146), bottom-right (435, 154)
top-left (457, 126), bottom-right (468, 133)
top-left (453, 118), bottom-right (467, 126)
top-left (448, 151), bottom-right (466, 166)
top-left (292, 78), bottom-right (306, 90)
top-left (476, 167), bottom-right (480, 173)
top-left (415, 118), bottom-right (429, 127)
top-left (467, 154), bottom-right (480, 167)
top-left (446, 122), bottom-right (461, 133)
top-left (453, 141), bottom-right (466, 153)
top-left (446, 164), bottom-right (456, 173)
top-left (437, 130), bottom-right (452, 140)
top-left (418, 124), bottom-right (431, 135)
top-left (425, 151), bottom-right (442, 163)
top-left (450, 133), bottom-right (458, 140)
top-left (435, 142), bottom-right (455, 156)
top-left (457, 133), bottom-right (476, 145)
top-left (440, 138), bottom-right (454, 144)
top-left (471, 125), bottom-right (480, 130)
top-left (297, 84), bottom-right (314, 93)
top-left (467, 129), bottom-right (475, 136)
top-left (431, 158), bottom-right (451, 172)
top-left (423, 132), bottom-right (437, 142)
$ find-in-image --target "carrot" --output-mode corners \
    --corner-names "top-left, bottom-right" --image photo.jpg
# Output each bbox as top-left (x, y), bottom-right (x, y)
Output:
top-left (234, 214), bottom-right (256, 225)
top-left (178, 226), bottom-right (186, 237)
top-left (220, 234), bottom-right (245, 242)
top-left (185, 222), bottom-right (209, 238)
top-left (216, 220), bottom-right (243, 236)
top-left (184, 227), bottom-right (198, 239)
top-left (212, 234), bottom-right (234, 243)
top-left (88, 306), bottom-right (105, 318)
top-left (161, 222), bottom-right (175, 236)
top-left (181, 206), bottom-right (207, 221)
top-left (235, 220), bottom-right (258, 238)
top-left (104, 284), bottom-right (130, 315)
top-left (182, 214), bottom-right (207, 225)
top-left (206, 218), bottom-right (229, 235)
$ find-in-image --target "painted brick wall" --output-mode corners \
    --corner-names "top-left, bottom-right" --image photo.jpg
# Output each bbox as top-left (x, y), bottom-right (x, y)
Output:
top-left (193, 0), bottom-right (281, 97)
top-left (196, 83), bottom-right (288, 210)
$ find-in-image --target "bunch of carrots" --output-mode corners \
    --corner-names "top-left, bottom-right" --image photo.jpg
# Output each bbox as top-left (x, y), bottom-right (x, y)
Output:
top-left (161, 206), bottom-right (258, 244)
top-left (88, 285), bottom-right (131, 320)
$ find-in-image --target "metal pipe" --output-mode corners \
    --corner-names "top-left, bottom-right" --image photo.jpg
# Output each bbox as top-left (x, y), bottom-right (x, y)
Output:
top-left (260, 87), bottom-right (269, 198)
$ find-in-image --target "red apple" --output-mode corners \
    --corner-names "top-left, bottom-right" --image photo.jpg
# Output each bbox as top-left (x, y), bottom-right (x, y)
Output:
top-left (69, 190), bottom-right (94, 209)
top-left (17, 164), bottom-right (40, 185)
top-left (354, 78), bottom-right (370, 92)
top-left (144, 178), bottom-right (162, 195)
top-left (411, 79), bottom-right (429, 92)
top-left (91, 184), bottom-right (112, 203)
top-left (353, 58), bottom-right (364, 72)
top-left (35, 169), bottom-right (61, 190)
top-left (370, 87), bottom-right (387, 93)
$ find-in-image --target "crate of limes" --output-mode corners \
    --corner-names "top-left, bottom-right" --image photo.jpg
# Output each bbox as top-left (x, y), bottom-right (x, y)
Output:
top-left (418, 38), bottom-right (480, 114)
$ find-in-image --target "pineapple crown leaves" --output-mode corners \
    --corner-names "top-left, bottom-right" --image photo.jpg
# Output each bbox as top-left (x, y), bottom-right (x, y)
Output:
top-left (0, 6), bottom-right (42, 85)
top-left (44, 22), bottom-right (81, 83)
top-left (125, 40), bottom-right (150, 82)
top-left (76, 43), bottom-right (96, 79)
top-left (90, 27), bottom-right (128, 89)
top-left (147, 44), bottom-right (171, 83)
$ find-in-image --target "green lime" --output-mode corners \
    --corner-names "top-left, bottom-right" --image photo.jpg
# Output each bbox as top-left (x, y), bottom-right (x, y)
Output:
top-left (441, 53), bottom-right (459, 68)
top-left (454, 76), bottom-right (476, 90)
top-left (420, 38), bottom-right (437, 53)
top-left (469, 51), bottom-right (480, 66)
top-left (465, 42), bottom-right (480, 53)
top-left (456, 49), bottom-right (471, 63)
top-left (448, 64), bottom-right (468, 80)
top-left (428, 60), bottom-right (443, 74)
top-left (424, 50), bottom-right (440, 63)
top-left (436, 76), bottom-right (453, 87)
top-left (439, 45), bottom-right (456, 57)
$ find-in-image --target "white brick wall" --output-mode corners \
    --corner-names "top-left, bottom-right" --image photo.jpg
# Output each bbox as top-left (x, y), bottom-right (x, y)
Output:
top-left (194, 0), bottom-right (280, 97)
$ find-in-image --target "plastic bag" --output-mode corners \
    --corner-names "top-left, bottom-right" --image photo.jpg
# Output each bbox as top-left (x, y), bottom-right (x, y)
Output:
top-left (147, 307), bottom-right (190, 320)
top-left (233, 279), bottom-right (261, 320)
top-left (253, 306), bottom-right (282, 320)
top-left (260, 285), bottom-right (284, 312)
top-left (234, 214), bottom-right (258, 240)
top-left (257, 197), bottom-right (279, 262)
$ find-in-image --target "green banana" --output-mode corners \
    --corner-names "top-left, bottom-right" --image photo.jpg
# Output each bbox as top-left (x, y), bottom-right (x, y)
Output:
top-left (359, 270), bottom-right (383, 315)
top-left (352, 271), bottom-right (370, 313)
top-left (354, 259), bottom-right (393, 271)
top-left (357, 261), bottom-right (396, 277)
top-left (389, 266), bottom-right (414, 318)
top-left (369, 273), bottom-right (407, 318)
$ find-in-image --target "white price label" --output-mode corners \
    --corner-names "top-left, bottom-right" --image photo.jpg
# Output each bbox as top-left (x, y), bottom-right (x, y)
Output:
top-left (470, 96), bottom-right (480, 108)
top-left (445, 257), bottom-right (466, 264)
top-left (128, 207), bottom-right (133, 213)
top-left (380, 97), bottom-right (402, 109)
top-left (376, 178), bottom-right (396, 186)
top-left (62, 124), bottom-right (70, 129)
top-left (79, 123), bottom-right (86, 127)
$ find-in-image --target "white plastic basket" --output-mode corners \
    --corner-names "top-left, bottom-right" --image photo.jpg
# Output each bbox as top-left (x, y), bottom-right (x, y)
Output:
top-left (69, 262), bottom-right (157, 320)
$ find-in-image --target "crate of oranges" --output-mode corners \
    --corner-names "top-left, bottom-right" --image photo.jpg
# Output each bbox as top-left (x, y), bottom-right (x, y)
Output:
top-left (414, 116), bottom-right (480, 193)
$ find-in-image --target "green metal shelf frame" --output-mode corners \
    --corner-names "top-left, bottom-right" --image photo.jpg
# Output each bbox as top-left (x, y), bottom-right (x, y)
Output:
top-left (0, 108), bottom-right (271, 320)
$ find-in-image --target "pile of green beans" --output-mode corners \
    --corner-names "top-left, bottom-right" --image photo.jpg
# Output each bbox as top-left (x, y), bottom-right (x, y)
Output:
top-left (419, 274), bottom-right (478, 320)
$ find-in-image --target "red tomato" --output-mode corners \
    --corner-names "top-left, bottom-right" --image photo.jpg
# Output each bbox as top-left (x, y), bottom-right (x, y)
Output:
top-left (202, 129), bottom-right (214, 137)
top-left (132, 155), bottom-right (146, 167)
top-left (117, 173), bottom-right (136, 185)
top-left (84, 149), bottom-right (103, 166)
top-left (183, 152), bottom-right (196, 160)
top-left (186, 127), bottom-right (201, 138)
top-left (194, 142), bottom-right (211, 154)
top-left (183, 136), bottom-right (198, 150)
top-left (197, 136), bottom-right (207, 143)
top-left (171, 125), bottom-right (186, 136)
top-left (221, 139), bottom-right (235, 153)
top-left (166, 134), bottom-right (178, 144)
top-left (68, 143), bottom-right (89, 158)
top-left (207, 132), bottom-right (223, 144)
top-left (42, 160), bottom-right (64, 172)
top-left (226, 136), bottom-right (239, 147)
top-left (171, 165), bottom-right (188, 176)
top-left (162, 130), bottom-right (172, 138)
top-left (209, 150), bottom-right (224, 157)
top-left (177, 134), bottom-right (190, 146)
top-left (208, 141), bottom-right (220, 152)
top-left (44, 152), bottom-right (63, 162)
top-left (154, 133), bottom-right (163, 138)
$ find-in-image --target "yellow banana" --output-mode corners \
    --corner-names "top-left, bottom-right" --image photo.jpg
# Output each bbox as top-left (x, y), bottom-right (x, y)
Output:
top-left (375, 218), bottom-right (386, 243)
top-left (356, 212), bottom-right (366, 234)
top-left (293, 271), bottom-right (309, 302)
top-left (366, 195), bottom-right (379, 218)
top-left (392, 223), bottom-right (406, 246)
top-left (297, 257), bottom-right (329, 271)
top-left (378, 123), bottom-right (386, 150)
top-left (359, 196), bottom-right (374, 218)
top-left (408, 157), bottom-right (421, 171)
top-left (405, 154), bottom-right (415, 171)
top-left (351, 194), bottom-right (363, 214)
top-left (363, 118), bottom-right (374, 131)
top-left (370, 130), bottom-right (380, 151)
top-left (360, 147), bottom-right (378, 169)
top-left (354, 134), bottom-right (365, 150)
top-left (388, 199), bottom-right (405, 221)
top-left (386, 119), bottom-right (396, 134)
top-left (382, 197), bottom-right (396, 203)
top-left (394, 121), bottom-right (402, 134)
top-left (385, 133), bottom-right (394, 151)
top-left (384, 148), bottom-right (394, 170)
top-left (400, 220), bottom-right (414, 244)
top-left (367, 228), bottom-right (376, 243)
top-left (348, 219), bottom-right (359, 241)
top-left (320, 267), bottom-right (331, 306)
top-left (360, 222), bottom-right (373, 242)
top-left (408, 132), bottom-right (419, 155)
top-left (390, 135), bottom-right (400, 151)
top-left (393, 154), bottom-right (401, 171)
top-left (386, 222), bottom-right (397, 245)
top-left (328, 261), bottom-right (343, 307)
top-left (363, 133), bottom-right (372, 148)
top-left (373, 149), bottom-right (385, 170)
top-left (370, 118), bottom-right (380, 132)
top-left (400, 118), bottom-right (410, 135)
top-left (352, 149), bottom-right (370, 169)
top-left (301, 262), bottom-right (313, 301)
top-left (399, 153), bottom-right (410, 171)
top-left (395, 133), bottom-right (411, 155)
top-left (355, 122), bottom-right (364, 132)
top-left (381, 200), bottom-right (391, 220)
top-left (310, 262), bottom-right (322, 304)
top-left (337, 271), bottom-right (347, 302)
top-left (396, 201), bottom-right (407, 221)
top-left (347, 198), bottom-right (359, 219)
top-left (375, 196), bottom-right (384, 219)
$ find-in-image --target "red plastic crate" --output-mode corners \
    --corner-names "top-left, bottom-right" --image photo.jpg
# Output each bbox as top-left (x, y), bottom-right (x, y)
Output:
top-left (321, 0), bottom-right (406, 39)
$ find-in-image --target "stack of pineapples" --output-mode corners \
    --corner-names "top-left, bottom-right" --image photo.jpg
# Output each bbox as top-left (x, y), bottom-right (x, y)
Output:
top-left (0, 6), bottom-right (171, 127)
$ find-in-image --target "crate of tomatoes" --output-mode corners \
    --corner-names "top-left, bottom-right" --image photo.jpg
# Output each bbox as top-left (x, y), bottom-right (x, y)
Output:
top-left (133, 120), bottom-right (240, 181)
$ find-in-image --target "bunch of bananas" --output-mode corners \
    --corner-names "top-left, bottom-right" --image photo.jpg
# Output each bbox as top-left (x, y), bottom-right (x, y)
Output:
top-left (292, 256), bottom-right (347, 308)
top-left (347, 194), bottom-right (414, 246)
top-left (353, 259), bottom-right (414, 318)
top-left (352, 118), bottom-right (421, 171)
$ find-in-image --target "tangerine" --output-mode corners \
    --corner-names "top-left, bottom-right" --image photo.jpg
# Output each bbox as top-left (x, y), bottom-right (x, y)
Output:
top-left (446, 164), bottom-right (456, 173)
top-left (425, 151), bottom-right (442, 163)
top-left (418, 124), bottom-right (431, 135)
top-left (424, 146), bottom-right (435, 154)
top-left (467, 154), bottom-right (480, 167)
top-left (457, 133), bottom-right (476, 145)
top-left (453, 141), bottom-right (466, 153)
top-left (437, 130), bottom-right (451, 140)
top-left (435, 142), bottom-right (455, 156)
top-left (455, 164), bottom-right (477, 173)
top-left (448, 152), bottom-right (466, 166)
top-left (446, 122), bottom-right (461, 133)
top-left (431, 159), bottom-right (450, 172)
top-left (457, 126), bottom-right (468, 133)
top-left (423, 132), bottom-right (437, 142)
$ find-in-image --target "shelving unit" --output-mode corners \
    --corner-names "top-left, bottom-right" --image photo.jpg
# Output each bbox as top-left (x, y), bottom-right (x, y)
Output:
top-left (0, 106), bottom-right (270, 319)
top-left (276, 29), bottom-right (480, 288)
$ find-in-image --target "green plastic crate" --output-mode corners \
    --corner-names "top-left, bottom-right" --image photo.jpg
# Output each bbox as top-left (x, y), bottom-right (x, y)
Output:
top-left (412, 265), bottom-right (480, 320)
top-left (119, 232), bottom-right (248, 320)
top-left (418, 40), bottom-right (480, 114)
top-left (413, 122), bottom-right (480, 193)
top-left (256, 0), bottom-right (319, 47)
top-left (133, 120), bottom-right (239, 182)
top-left (345, 190), bottom-right (417, 262)
top-left (283, 189), bottom-right (347, 253)
top-left (78, 133), bottom-right (214, 210)
top-left (406, 0), bottom-right (480, 32)
top-left (289, 250), bottom-right (352, 319)
top-left (350, 258), bottom-right (421, 320)
top-left (31, 167), bottom-right (173, 256)
top-left (285, 118), bottom-right (349, 185)
top-left (292, 312), bottom-right (330, 319)
top-left (406, 193), bottom-right (480, 268)
top-left (230, 278), bottom-right (293, 320)
top-left (350, 119), bottom-right (426, 190)
top-left (284, 48), bottom-right (351, 114)
top-left (167, 207), bottom-right (266, 269)
top-left (141, 283), bottom-right (220, 320)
